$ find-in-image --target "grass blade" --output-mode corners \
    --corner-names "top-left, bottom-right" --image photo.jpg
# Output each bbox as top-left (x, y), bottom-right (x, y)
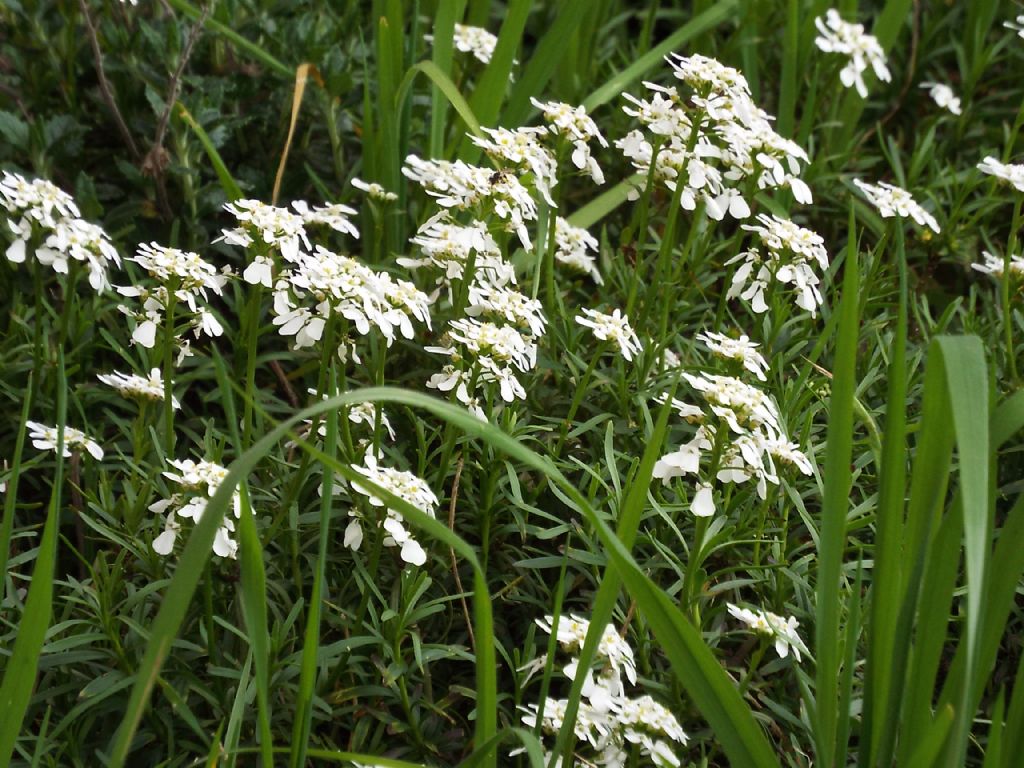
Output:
top-left (814, 210), bottom-right (860, 763)
top-left (177, 102), bottom-right (243, 201)
top-left (429, 0), bottom-right (468, 158)
top-left (0, 353), bottom-right (66, 765)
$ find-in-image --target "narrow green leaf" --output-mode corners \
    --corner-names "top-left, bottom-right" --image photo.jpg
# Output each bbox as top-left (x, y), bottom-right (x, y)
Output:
top-left (815, 211), bottom-right (860, 763)
top-left (430, 0), bottom-right (468, 158)
top-left (0, 354), bottom-right (65, 765)
top-left (177, 103), bottom-right (243, 201)
top-left (581, 0), bottom-right (739, 111)
top-left (466, 0), bottom-right (532, 131)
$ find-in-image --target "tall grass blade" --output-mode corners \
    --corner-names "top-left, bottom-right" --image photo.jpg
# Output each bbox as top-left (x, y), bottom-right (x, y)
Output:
top-left (429, 0), bottom-right (467, 158)
top-left (502, 0), bottom-right (590, 125)
top-left (272, 63), bottom-right (320, 205)
top-left (0, 352), bottom-right (66, 765)
top-left (177, 103), bottom-right (243, 201)
top-left (814, 211), bottom-right (860, 764)
top-left (581, 0), bottom-right (739, 111)
top-left (465, 0), bottom-right (532, 133)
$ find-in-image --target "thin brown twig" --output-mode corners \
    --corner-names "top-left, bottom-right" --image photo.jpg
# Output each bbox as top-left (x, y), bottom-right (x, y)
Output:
top-left (146, 2), bottom-right (212, 188)
top-left (447, 454), bottom-right (475, 651)
top-left (78, 0), bottom-right (142, 162)
top-left (271, 359), bottom-right (300, 409)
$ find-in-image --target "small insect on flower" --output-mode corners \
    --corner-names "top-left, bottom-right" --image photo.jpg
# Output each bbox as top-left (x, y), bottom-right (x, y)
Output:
top-left (27, 421), bottom-right (104, 460)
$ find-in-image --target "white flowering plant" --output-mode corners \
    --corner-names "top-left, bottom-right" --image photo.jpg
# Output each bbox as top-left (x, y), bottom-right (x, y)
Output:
top-left (2, 3), bottom-right (1024, 768)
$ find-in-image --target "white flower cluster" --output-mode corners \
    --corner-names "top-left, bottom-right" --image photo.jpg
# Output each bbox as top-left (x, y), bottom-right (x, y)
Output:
top-left (98, 368), bottom-right (180, 409)
top-left (726, 213), bottom-right (829, 316)
top-left (978, 156), bottom-right (1024, 193)
top-left (404, 156), bottom-right (539, 250)
top-left (151, 458), bottom-right (240, 559)
top-left (814, 9), bottom-right (891, 98)
top-left (1, 170), bottom-right (121, 292)
top-left (470, 126), bottom-right (559, 205)
top-left (446, 24), bottom-right (502, 65)
top-left (27, 421), bottom-right (104, 460)
top-left (853, 179), bottom-right (941, 233)
top-left (518, 614), bottom-right (687, 768)
top-left (553, 217), bottom-right (603, 284)
top-left (696, 331), bottom-right (769, 381)
top-left (270, 245), bottom-right (431, 351)
top-left (971, 250), bottom-right (1024, 280)
top-left (116, 243), bottom-right (229, 352)
top-left (654, 337), bottom-right (811, 518)
top-left (531, 97), bottom-right (609, 184)
top-left (575, 307), bottom-right (643, 361)
top-left (401, 213), bottom-right (515, 292)
top-left (727, 603), bottom-right (809, 662)
top-left (920, 82), bottom-right (962, 116)
top-left (344, 451), bottom-right (439, 567)
top-left (616, 53), bottom-right (812, 221)
top-left (426, 313), bottom-right (541, 413)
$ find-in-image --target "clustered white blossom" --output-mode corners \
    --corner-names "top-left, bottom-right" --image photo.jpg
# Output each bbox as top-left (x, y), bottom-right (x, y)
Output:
top-left (553, 217), bottom-right (603, 284)
top-left (270, 245), bottom-right (431, 351)
top-left (616, 53), bottom-right (812, 222)
top-left (516, 614), bottom-right (687, 767)
top-left (98, 368), bottom-right (180, 409)
top-left (343, 450), bottom-right (438, 567)
top-left (814, 9), bottom-right (891, 98)
top-left (426, 24), bottom-right (504, 66)
top-left (696, 331), bottom-right (769, 381)
top-left (920, 82), bottom-right (962, 116)
top-left (726, 213), bottom-right (829, 316)
top-left (116, 243), bottom-right (229, 353)
top-left (978, 156), bottom-right (1024, 193)
top-left (470, 126), bottom-right (560, 205)
top-left (401, 213), bottom-right (515, 292)
top-left (27, 421), bottom-right (104, 460)
top-left (727, 603), bottom-right (809, 662)
top-left (654, 337), bottom-right (812, 518)
top-left (853, 179), bottom-right (941, 233)
top-left (531, 97), bottom-right (609, 184)
top-left (575, 307), bottom-right (643, 362)
top-left (971, 251), bottom-right (1024, 280)
top-left (403, 156), bottom-right (539, 250)
top-left (151, 458), bottom-right (240, 559)
top-left (1, 170), bottom-right (121, 292)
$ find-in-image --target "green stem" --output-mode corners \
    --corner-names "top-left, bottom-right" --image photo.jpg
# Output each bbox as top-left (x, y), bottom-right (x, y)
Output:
top-left (162, 284), bottom-right (179, 457)
top-left (1002, 197), bottom-right (1022, 385)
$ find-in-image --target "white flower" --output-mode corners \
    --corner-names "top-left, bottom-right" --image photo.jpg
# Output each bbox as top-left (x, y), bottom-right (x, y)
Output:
top-left (1, 171), bottom-right (120, 292)
top-left (444, 24), bottom-right (504, 66)
top-left (697, 330), bottom-right (769, 381)
top-left (920, 81), bottom-right (961, 115)
top-left (971, 250), bottom-right (1024, 279)
top-left (346, 451), bottom-right (438, 566)
top-left (152, 457), bottom-right (241, 559)
top-left (352, 177), bottom-right (399, 202)
top-left (728, 603), bottom-right (809, 662)
top-left (690, 483), bottom-right (715, 517)
top-left (466, 282), bottom-right (547, 336)
top-left (216, 199), bottom-right (311, 263)
top-left (553, 217), bottom-right (602, 284)
top-left (403, 156), bottom-right (538, 250)
top-left (1005, 15), bottom-right (1024, 40)
top-left (978, 156), bottom-right (1024, 193)
top-left (292, 200), bottom-right (360, 239)
top-left (727, 214), bottom-right (829, 316)
top-left (814, 9), bottom-right (891, 98)
top-left (403, 212), bottom-right (514, 288)
top-left (531, 98), bottom-right (608, 184)
top-left (852, 179), bottom-right (941, 233)
top-left (470, 126), bottom-right (559, 205)
top-left (26, 421), bottom-right (103, 460)
top-left (98, 368), bottom-right (180, 408)
top-left (575, 308), bottom-right (642, 361)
